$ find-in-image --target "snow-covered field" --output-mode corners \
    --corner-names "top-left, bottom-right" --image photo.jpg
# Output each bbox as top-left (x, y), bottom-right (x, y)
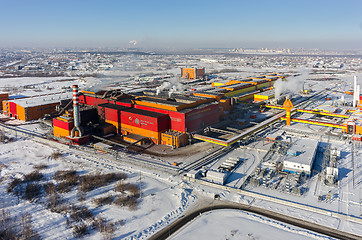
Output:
top-left (0, 135), bottom-right (196, 239)
top-left (171, 209), bottom-right (335, 240)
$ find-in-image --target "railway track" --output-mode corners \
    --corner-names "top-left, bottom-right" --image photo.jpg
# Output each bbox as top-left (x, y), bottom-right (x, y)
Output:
top-left (179, 145), bottom-right (237, 173)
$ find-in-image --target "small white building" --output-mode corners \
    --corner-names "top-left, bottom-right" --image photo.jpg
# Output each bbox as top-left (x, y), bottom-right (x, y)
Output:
top-left (206, 170), bottom-right (228, 185)
top-left (283, 139), bottom-right (319, 176)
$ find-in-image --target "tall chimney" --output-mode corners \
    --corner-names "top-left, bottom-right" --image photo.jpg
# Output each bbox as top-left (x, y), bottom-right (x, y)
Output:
top-left (357, 84), bottom-right (360, 107)
top-left (71, 85), bottom-right (83, 137)
top-left (353, 76), bottom-right (357, 107)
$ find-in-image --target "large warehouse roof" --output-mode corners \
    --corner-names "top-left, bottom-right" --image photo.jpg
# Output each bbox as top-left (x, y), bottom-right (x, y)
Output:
top-left (10, 92), bottom-right (72, 108)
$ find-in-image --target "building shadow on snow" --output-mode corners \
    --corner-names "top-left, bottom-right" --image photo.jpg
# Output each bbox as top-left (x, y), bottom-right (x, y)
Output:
top-left (338, 167), bottom-right (351, 181)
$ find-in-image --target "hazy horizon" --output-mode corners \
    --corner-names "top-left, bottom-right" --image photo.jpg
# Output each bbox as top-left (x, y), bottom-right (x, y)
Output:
top-left (1, 0), bottom-right (362, 50)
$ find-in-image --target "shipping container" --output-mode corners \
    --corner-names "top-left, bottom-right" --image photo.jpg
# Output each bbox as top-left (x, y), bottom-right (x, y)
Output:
top-left (161, 130), bottom-right (188, 148)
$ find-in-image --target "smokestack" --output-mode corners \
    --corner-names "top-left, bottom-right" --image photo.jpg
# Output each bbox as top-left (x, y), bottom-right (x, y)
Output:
top-left (357, 84), bottom-right (360, 107)
top-left (71, 85), bottom-right (83, 137)
top-left (353, 76), bottom-right (357, 107)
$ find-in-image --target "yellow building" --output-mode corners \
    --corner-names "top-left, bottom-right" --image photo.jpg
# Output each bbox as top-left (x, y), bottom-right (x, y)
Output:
top-left (254, 90), bottom-right (275, 102)
top-left (181, 68), bottom-right (205, 79)
top-left (161, 130), bottom-right (188, 148)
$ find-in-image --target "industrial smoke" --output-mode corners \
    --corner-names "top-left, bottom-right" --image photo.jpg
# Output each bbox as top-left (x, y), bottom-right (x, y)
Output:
top-left (156, 77), bottom-right (185, 97)
top-left (274, 69), bottom-right (308, 99)
top-left (129, 40), bottom-right (137, 45)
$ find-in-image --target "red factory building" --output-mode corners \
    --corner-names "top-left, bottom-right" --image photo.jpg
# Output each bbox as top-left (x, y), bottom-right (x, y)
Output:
top-left (76, 90), bottom-right (220, 148)
top-left (53, 73), bottom-right (284, 148)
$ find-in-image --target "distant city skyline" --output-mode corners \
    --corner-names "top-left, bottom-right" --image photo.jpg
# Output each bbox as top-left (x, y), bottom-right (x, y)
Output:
top-left (1, 0), bottom-right (362, 50)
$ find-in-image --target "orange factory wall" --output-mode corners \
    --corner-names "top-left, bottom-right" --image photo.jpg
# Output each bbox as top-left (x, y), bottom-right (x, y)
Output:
top-left (181, 68), bottom-right (196, 79)
top-left (53, 126), bottom-right (71, 138)
top-left (120, 123), bottom-right (161, 144)
top-left (355, 125), bottom-right (362, 135)
top-left (2, 101), bottom-right (9, 114)
top-left (16, 105), bottom-right (25, 121)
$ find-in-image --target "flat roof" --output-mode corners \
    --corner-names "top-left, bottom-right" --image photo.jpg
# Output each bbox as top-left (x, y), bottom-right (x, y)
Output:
top-left (284, 138), bottom-right (319, 166)
top-left (121, 107), bottom-right (167, 118)
top-left (137, 96), bottom-right (184, 107)
top-left (180, 102), bottom-right (218, 114)
top-left (10, 92), bottom-right (72, 108)
top-left (256, 90), bottom-right (275, 97)
top-left (143, 91), bottom-right (207, 103)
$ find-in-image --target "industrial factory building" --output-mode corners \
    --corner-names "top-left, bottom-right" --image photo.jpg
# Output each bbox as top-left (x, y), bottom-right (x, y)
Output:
top-left (283, 139), bottom-right (319, 176)
top-left (0, 71), bottom-right (287, 148)
top-left (181, 67), bottom-right (205, 79)
top-left (48, 73), bottom-right (285, 147)
top-left (2, 93), bottom-right (72, 121)
top-left (76, 89), bottom-right (219, 147)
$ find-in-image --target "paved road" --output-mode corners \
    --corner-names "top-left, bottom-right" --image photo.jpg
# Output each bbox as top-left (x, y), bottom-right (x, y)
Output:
top-left (149, 200), bottom-right (361, 240)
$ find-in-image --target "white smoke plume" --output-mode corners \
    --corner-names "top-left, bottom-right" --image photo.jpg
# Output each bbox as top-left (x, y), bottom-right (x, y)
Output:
top-left (129, 40), bottom-right (137, 45)
top-left (156, 77), bottom-right (185, 97)
top-left (274, 69), bottom-right (309, 99)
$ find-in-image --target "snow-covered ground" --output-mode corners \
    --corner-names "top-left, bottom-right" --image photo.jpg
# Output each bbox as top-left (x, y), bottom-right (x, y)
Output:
top-left (171, 209), bottom-right (335, 240)
top-left (0, 135), bottom-right (196, 239)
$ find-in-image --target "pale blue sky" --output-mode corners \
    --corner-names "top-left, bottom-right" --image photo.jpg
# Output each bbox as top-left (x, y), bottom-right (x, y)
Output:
top-left (1, 0), bottom-right (362, 49)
